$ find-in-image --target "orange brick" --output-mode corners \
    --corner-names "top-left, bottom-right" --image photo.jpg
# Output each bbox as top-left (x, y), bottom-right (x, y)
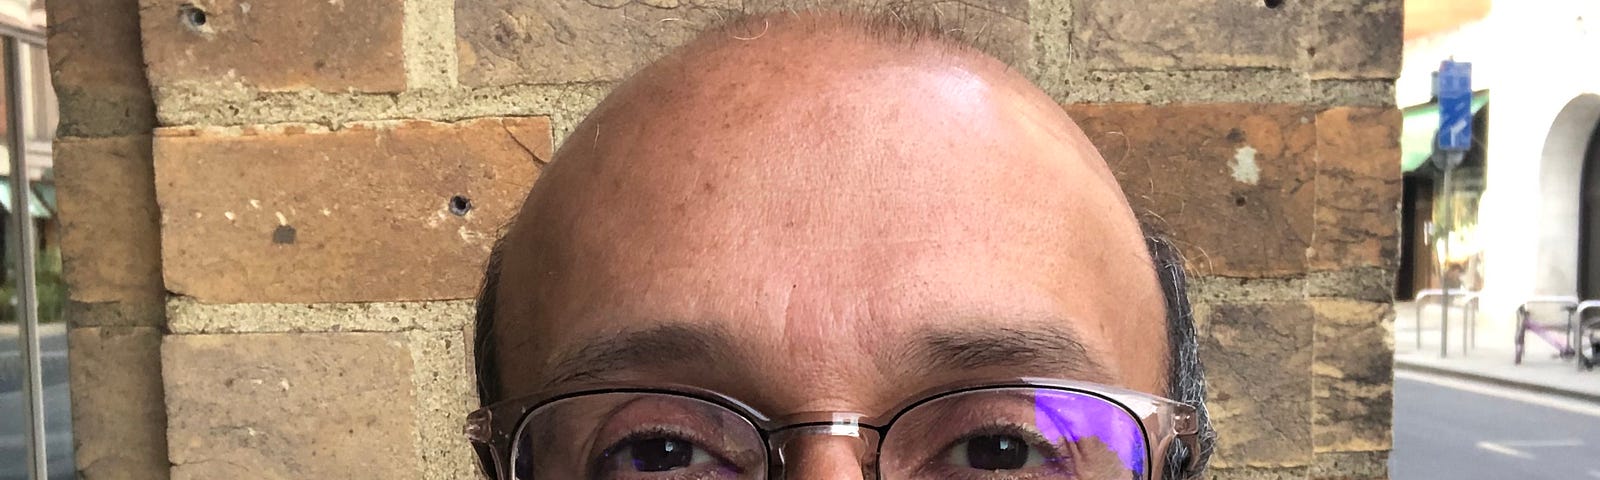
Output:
top-left (56, 136), bottom-right (165, 308)
top-left (140, 0), bottom-right (404, 93)
top-left (156, 118), bottom-right (551, 303)
top-left (68, 327), bottom-right (169, 480)
top-left (1312, 299), bottom-right (1394, 453)
top-left (1195, 301), bottom-right (1315, 468)
top-left (1065, 103), bottom-right (1318, 277)
top-left (1311, 107), bottom-right (1402, 271)
top-left (164, 333), bottom-right (419, 478)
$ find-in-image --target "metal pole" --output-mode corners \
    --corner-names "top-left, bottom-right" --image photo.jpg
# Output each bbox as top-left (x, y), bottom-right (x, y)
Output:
top-left (6, 36), bottom-right (47, 480)
top-left (1440, 161), bottom-right (1457, 358)
top-left (1415, 300), bottom-right (1423, 351)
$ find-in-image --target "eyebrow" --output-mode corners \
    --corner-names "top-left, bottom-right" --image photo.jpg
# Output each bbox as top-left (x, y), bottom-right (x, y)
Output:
top-left (531, 322), bottom-right (1113, 393)
top-left (536, 324), bottom-right (737, 389)
top-left (905, 325), bottom-right (1114, 382)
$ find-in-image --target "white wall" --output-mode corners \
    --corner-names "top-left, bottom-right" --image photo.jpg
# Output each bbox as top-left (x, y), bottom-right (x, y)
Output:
top-left (1400, 0), bottom-right (1600, 342)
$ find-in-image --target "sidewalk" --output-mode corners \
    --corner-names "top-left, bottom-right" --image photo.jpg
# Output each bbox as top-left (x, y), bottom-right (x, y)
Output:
top-left (1394, 301), bottom-right (1600, 402)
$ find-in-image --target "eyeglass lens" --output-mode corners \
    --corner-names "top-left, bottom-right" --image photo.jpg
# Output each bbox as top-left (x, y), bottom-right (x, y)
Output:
top-left (510, 388), bottom-right (1150, 480)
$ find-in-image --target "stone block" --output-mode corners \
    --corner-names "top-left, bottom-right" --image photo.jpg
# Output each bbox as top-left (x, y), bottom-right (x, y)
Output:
top-left (147, 82), bottom-right (612, 141)
top-left (1311, 107), bottom-right (1401, 272)
top-left (1209, 466), bottom-right (1312, 480)
top-left (1028, 0), bottom-right (1071, 92)
top-left (745, 0), bottom-right (1033, 68)
top-left (403, 0), bottom-right (458, 89)
top-left (1195, 301), bottom-right (1314, 468)
top-left (56, 136), bottom-right (165, 316)
top-left (139, 0), bottom-right (405, 95)
top-left (155, 117), bottom-right (550, 303)
top-left (1312, 299), bottom-right (1393, 453)
top-left (68, 327), bottom-right (170, 480)
top-left (1310, 0), bottom-right (1402, 80)
top-left (1065, 104), bottom-right (1317, 277)
top-left (1313, 79), bottom-right (1397, 108)
top-left (163, 333), bottom-right (420, 479)
top-left (1306, 267), bottom-right (1396, 303)
top-left (1054, 70), bottom-right (1313, 106)
top-left (65, 300), bottom-right (167, 329)
top-left (1312, 450), bottom-right (1388, 480)
top-left (456, 0), bottom-right (739, 87)
top-left (165, 298), bottom-right (474, 334)
top-left (47, 0), bottom-right (156, 137)
top-left (406, 330), bottom-right (479, 480)
top-left (1189, 276), bottom-right (1306, 304)
top-left (1072, 0), bottom-right (1307, 71)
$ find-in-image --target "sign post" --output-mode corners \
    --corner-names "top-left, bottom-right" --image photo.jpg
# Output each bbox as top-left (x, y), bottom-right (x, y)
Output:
top-left (1435, 60), bottom-right (1473, 358)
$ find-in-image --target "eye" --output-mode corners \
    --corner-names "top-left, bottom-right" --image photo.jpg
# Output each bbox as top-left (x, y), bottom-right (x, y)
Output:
top-left (946, 434), bottom-right (1048, 471)
top-left (602, 435), bottom-right (719, 474)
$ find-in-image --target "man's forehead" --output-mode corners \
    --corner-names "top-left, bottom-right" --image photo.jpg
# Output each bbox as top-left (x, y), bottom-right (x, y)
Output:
top-left (503, 27), bottom-right (1125, 256)
top-left (488, 13), bottom-right (1168, 400)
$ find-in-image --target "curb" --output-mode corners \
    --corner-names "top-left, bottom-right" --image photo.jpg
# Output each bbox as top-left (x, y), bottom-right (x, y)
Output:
top-left (1394, 359), bottom-right (1600, 404)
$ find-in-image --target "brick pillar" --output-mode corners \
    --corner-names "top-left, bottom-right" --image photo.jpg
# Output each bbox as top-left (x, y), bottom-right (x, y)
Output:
top-left (1047, 1), bottom-right (1403, 478)
top-left (47, 0), bottom-right (1401, 479)
top-left (49, 0), bottom-right (169, 478)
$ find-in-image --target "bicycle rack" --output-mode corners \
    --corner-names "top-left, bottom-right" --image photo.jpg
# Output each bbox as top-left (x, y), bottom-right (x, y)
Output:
top-left (1571, 300), bottom-right (1600, 370)
top-left (1514, 295), bottom-right (1581, 365)
top-left (1413, 289), bottom-right (1480, 353)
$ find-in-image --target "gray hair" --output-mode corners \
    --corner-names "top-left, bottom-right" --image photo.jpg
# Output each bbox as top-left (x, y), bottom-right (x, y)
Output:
top-left (1147, 233), bottom-right (1216, 480)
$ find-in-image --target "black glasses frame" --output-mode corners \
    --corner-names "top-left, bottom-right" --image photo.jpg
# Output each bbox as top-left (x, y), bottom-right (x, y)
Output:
top-left (466, 377), bottom-right (1201, 480)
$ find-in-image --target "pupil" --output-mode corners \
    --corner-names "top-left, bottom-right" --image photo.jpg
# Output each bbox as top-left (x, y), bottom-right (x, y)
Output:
top-left (967, 435), bottom-right (1029, 470)
top-left (630, 438), bottom-right (694, 472)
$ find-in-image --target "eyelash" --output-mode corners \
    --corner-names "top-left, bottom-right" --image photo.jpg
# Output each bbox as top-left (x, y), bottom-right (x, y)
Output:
top-left (939, 423), bottom-right (1075, 472)
top-left (589, 426), bottom-right (735, 476)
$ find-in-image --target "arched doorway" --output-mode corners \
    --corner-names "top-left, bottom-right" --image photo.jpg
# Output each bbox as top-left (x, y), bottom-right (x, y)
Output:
top-left (1539, 94), bottom-right (1600, 297)
top-left (1580, 118), bottom-right (1600, 299)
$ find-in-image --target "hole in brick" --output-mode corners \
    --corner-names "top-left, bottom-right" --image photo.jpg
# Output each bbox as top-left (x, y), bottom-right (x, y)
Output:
top-left (272, 225), bottom-right (296, 245)
top-left (1234, 195), bottom-right (1249, 207)
top-left (1226, 128), bottom-right (1245, 143)
top-left (179, 4), bottom-right (208, 30)
top-left (1264, 0), bottom-right (1284, 8)
top-left (449, 195), bottom-right (473, 216)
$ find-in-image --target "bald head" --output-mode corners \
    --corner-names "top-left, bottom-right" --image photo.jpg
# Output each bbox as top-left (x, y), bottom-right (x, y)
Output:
top-left (472, 11), bottom-right (1209, 479)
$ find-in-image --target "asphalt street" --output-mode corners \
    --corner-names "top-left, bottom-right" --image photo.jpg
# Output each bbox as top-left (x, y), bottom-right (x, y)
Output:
top-left (0, 324), bottom-right (73, 480)
top-left (1393, 370), bottom-right (1600, 479)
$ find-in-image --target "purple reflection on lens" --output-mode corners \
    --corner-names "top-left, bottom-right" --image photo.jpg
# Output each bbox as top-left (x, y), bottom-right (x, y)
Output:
top-left (1033, 391), bottom-right (1146, 475)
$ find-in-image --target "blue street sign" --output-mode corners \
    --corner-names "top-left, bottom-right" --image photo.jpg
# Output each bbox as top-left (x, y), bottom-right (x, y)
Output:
top-left (1436, 60), bottom-right (1474, 154)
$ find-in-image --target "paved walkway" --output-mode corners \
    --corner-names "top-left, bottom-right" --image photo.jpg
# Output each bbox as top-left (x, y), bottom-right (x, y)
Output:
top-left (1395, 301), bottom-right (1600, 402)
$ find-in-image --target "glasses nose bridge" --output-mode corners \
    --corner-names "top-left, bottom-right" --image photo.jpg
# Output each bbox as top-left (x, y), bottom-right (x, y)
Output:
top-left (768, 419), bottom-right (883, 480)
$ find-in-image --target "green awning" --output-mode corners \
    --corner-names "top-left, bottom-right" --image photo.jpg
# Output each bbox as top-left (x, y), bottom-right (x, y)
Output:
top-left (0, 179), bottom-right (52, 219)
top-left (1402, 91), bottom-right (1490, 173)
top-left (33, 183), bottom-right (55, 214)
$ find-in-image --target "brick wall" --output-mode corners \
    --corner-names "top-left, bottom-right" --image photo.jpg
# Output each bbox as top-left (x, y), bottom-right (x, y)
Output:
top-left (47, 0), bottom-right (1401, 479)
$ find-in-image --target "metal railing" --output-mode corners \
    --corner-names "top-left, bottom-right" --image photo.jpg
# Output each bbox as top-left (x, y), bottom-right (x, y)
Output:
top-left (1413, 289), bottom-right (1480, 356)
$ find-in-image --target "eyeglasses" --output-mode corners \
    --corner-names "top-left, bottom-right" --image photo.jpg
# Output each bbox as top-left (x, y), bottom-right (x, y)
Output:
top-left (466, 378), bottom-right (1201, 479)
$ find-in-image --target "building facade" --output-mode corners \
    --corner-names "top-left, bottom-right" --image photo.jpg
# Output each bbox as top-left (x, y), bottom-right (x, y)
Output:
top-left (1402, 0), bottom-right (1600, 344)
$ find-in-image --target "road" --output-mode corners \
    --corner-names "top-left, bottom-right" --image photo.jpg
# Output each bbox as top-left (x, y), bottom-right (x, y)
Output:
top-left (0, 324), bottom-right (74, 480)
top-left (1393, 370), bottom-right (1600, 479)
